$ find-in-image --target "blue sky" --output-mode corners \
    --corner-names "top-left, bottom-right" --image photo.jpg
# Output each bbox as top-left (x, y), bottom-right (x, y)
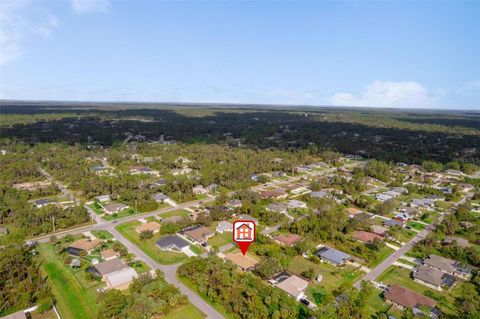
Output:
top-left (0, 0), bottom-right (479, 109)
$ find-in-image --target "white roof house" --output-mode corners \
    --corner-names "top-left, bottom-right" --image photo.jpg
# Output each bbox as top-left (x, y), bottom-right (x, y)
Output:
top-left (276, 275), bottom-right (309, 300)
top-left (96, 195), bottom-right (111, 203)
top-left (287, 200), bottom-right (307, 209)
top-left (104, 267), bottom-right (138, 290)
top-left (216, 221), bottom-right (233, 233)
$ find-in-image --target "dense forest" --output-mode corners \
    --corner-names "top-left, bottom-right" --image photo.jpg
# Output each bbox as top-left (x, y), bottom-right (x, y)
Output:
top-left (1, 102), bottom-right (479, 164)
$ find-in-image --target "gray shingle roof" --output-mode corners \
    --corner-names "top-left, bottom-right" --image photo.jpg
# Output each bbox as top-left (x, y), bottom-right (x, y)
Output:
top-left (156, 235), bottom-right (189, 250)
top-left (315, 246), bottom-right (351, 265)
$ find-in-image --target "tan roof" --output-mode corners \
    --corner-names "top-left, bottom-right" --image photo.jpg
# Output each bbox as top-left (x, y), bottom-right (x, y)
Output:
top-left (226, 252), bottom-right (259, 270)
top-left (385, 284), bottom-right (436, 309)
top-left (424, 255), bottom-right (456, 273)
top-left (183, 226), bottom-right (214, 243)
top-left (346, 207), bottom-right (362, 215)
top-left (1, 310), bottom-right (27, 319)
top-left (100, 249), bottom-right (118, 259)
top-left (352, 231), bottom-right (383, 244)
top-left (275, 234), bottom-right (302, 246)
top-left (68, 238), bottom-right (102, 251)
top-left (277, 275), bottom-right (309, 299)
top-left (135, 221), bottom-right (161, 233)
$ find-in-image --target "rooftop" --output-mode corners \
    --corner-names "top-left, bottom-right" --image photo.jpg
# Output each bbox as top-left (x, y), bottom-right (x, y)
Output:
top-left (384, 284), bottom-right (436, 309)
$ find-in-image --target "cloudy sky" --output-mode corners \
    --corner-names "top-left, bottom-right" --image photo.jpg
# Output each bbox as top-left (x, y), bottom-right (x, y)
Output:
top-left (0, 0), bottom-right (479, 109)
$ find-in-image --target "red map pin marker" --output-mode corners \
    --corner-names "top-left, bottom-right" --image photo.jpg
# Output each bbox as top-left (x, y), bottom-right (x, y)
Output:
top-left (233, 220), bottom-right (256, 255)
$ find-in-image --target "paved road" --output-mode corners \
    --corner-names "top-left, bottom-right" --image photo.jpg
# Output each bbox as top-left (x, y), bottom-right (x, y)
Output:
top-left (355, 193), bottom-right (472, 288)
top-left (29, 162), bottom-right (363, 317)
top-left (107, 226), bottom-right (224, 319)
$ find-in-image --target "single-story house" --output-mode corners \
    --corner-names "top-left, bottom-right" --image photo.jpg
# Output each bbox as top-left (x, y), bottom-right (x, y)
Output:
top-left (274, 273), bottom-right (309, 300)
top-left (88, 258), bottom-right (128, 277)
top-left (259, 188), bottom-right (287, 199)
top-left (182, 225), bottom-right (215, 244)
top-left (100, 249), bottom-right (119, 261)
top-left (315, 246), bottom-right (352, 266)
top-left (152, 193), bottom-right (169, 203)
top-left (96, 195), bottom-right (111, 203)
top-left (237, 214), bottom-right (259, 225)
top-left (192, 185), bottom-right (208, 195)
top-left (156, 235), bottom-right (190, 252)
top-left (34, 198), bottom-right (53, 208)
top-left (371, 225), bottom-right (388, 237)
top-left (391, 187), bottom-right (408, 194)
top-left (285, 184), bottom-right (308, 194)
top-left (423, 254), bottom-right (471, 280)
top-left (266, 203), bottom-right (288, 214)
top-left (130, 166), bottom-right (159, 176)
top-left (352, 231), bottom-right (383, 244)
top-left (135, 221), bottom-right (161, 234)
top-left (384, 219), bottom-right (405, 227)
top-left (216, 221), bottom-right (233, 233)
top-left (414, 265), bottom-right (455, 291)
top-left (104, 267), bottom-right (138, 290)
top-left (206, 184), bottom-right (218, 192)
top-left (225, 252), bottom-right (259, 271)
top-left (384, 190), bottom-right (401, 198)
top-left (384, 284), bottom-right (436, 311)
top-left (410, 198), bottom-right (436, 209)
top-left (442, 236), bottom-right (471, 248)
top-left (226, 199), bottom-right (242, 208)
top-left (287, 199), bottom-right (307, 209)
top-left (376, 193), bottom-right (393, 202)
top-left (66, 238), bottom-right (102, 256)
top-left (310, 191), bottom-right (328, 198)
top-left (13, 180), bottom-right (51, 191)
top-left (103, 203), bottom-right (129, 215)
top-left (275, 233), bottom-right (302, 247)
top-left (155, 178), bottom-right (167, 186)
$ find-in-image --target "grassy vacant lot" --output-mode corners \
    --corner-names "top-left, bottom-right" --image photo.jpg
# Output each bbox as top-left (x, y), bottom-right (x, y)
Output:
top-left (208, 230), bottom-right (232, 248)
top-left (287, 256), bottom-right (362, 305)
top-left (368, 246), bottom-right (395, 268)
top-left (116, 221), bottom-right (189, 264)
top-left (160, 209), bottom-right (191, 219)
top-left (163, 303), bottom-right (206, 319)
top-left (91, 229), bottom-right (113, 239)
top-left (38, 244), bottom-right (100, 319)
top-left (378, 266), bottom-right (460, 316)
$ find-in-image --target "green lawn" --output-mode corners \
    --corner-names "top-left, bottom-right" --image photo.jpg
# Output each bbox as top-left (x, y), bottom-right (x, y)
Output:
top-left (208, 231), bottom-right (232, 248)
top-left (89, 202), bottom-right (103, 215)
top-left (163, 303), bottom-right (206, 319)
top-left (368, 246), bottom-right (395, 268)
top-left (377, 266), bottom-right (460, 316)
top-left (287, 256), bottom-right (362, 305)
top-left (102, 207), bottom-right (136, 220)
top-left (365, 288), bottom-right (403, 318)
top-left (130, 260), bottom-right (151, 274)
top-left (38, 244), bottom-right (101, 319)
top-left (406, 221), bottom-right (426, 231)
top-left (91, 229), bottom-right (113, 239)
top-left (115, 221), bottom-right (189, 264)
top-left (160, 209), bottom-right (191, 219)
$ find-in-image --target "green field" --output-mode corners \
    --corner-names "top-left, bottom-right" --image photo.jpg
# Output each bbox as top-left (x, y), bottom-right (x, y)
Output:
top-left (378, 266), bottom-right (460, 316)
top-left (160, 209), bottom-right (191, 219)
top-left (115, 221), bottom-right (189, 264)
top-left (163, 303), bottom-right (206, 319)
top-left (38, 244), bottom-right (101, 319)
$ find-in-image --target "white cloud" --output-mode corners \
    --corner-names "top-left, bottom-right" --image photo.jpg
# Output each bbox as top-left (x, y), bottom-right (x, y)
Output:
top-left (0, 0), bottom-right (58, 65)
top-left (331, 81), bottom-right (437, 108)
top-left (71, 0), bottom-right (111, 14)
